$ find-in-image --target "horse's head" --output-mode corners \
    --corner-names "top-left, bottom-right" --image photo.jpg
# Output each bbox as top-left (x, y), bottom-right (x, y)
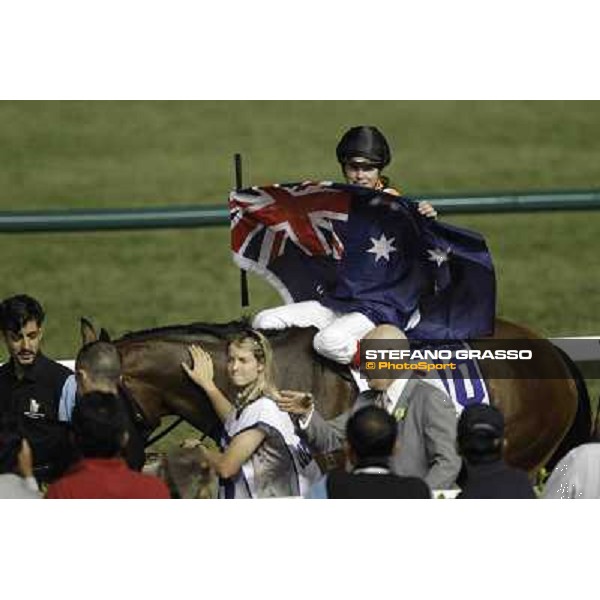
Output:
top-left (78, 318), bottom-right (222, 441)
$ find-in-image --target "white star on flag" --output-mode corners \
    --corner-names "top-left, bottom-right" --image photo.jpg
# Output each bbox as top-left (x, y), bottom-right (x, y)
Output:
top-left (427, 247), bottom-right (450, 267)
top-left (367, 233), bottom-right (397, 263)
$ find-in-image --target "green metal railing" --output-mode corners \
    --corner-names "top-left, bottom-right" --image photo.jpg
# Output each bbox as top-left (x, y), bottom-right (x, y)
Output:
top-left (423, 189), bottom-right (600, 214)
top-left (0, 189), bottom-right (599, 233)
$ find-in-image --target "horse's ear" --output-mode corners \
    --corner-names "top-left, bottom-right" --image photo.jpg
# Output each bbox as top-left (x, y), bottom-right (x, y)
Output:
top-left (80, 317), bottom-right (98, 345)
top-left (99, 328), bottom-right (111, 342)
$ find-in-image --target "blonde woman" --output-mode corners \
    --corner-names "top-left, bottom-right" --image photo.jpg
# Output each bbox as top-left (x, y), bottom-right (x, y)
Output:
top-left (182, 330), bottom-right (320, 499)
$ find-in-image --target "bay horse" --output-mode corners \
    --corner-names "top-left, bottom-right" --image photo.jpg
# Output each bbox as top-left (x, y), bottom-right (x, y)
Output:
top-left (81, 317), bottom-right (590, 474)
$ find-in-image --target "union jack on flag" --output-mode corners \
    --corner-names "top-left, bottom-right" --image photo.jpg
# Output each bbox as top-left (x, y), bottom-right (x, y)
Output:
top-left (230, 183), bottom-right (352, 302)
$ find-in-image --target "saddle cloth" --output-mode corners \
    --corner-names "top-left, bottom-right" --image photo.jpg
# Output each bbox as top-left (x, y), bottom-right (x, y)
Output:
top-left (420, 341), bottom-right (490, 415)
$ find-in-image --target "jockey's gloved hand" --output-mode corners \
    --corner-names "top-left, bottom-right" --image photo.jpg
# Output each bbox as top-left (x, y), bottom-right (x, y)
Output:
top-left (418, 201), bottom-right (438, 219)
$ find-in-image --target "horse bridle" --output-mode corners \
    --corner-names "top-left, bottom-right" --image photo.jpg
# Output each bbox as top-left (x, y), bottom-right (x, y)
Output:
top-left (117, 382), bottom-right (215, 449)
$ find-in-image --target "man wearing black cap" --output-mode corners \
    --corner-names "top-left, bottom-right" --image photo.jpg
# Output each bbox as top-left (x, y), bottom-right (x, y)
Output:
top-left (253, 126), bottom-right (436, 367)
top-left (456, 404), bottom-right (536, 499)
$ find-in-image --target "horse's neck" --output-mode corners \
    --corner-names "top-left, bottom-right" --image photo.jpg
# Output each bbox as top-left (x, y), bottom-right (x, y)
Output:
top-left (493, 318), bottom-right (541, 340)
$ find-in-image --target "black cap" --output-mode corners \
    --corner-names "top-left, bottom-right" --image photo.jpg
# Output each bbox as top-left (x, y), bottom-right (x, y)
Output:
top-left (457, 404), bottom-right (504, 441)
top-left (336, 126), bottom-right (391, 168)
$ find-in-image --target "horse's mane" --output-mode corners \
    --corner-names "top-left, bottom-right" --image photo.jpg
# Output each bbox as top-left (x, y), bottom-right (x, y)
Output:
top-left (120, 318), bottom-right (253, 342)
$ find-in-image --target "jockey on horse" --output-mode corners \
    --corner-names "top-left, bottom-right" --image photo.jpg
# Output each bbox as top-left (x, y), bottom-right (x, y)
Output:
top-left (252, 125), bottom-right (469, 374)
top-left (252, 125), bottom-right (437, 364)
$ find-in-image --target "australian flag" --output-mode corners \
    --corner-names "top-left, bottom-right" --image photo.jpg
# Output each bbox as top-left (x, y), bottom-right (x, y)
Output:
top-left (230, 182), bottom-right (496, 339)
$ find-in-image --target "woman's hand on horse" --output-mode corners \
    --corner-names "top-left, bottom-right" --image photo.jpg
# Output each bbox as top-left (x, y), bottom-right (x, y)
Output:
top-left (182, 345), bottom-right (215, 389)
top-left (276, 390), bottom-right (314, 415)
top-left (417, 201), bottom-right (438, 219)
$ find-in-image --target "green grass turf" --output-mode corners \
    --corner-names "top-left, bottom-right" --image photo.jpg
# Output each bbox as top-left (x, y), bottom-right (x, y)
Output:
top-left (0, 100), bottom-right (598, 449)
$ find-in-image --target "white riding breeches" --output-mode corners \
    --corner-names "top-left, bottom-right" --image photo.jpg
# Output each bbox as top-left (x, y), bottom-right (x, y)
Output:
top-left (252, 301), bottom-right (375, 364)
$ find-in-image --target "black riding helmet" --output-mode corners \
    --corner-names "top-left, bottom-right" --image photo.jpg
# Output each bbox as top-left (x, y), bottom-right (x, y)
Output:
top-left (336, 126), bottom-right (391, 168)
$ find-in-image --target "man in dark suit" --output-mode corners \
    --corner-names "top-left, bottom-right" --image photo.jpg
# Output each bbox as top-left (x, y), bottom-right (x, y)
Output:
top-left (456, 403), bottom-right (536, 499)
top-left (278, 324), bottom-right (461, 490)
top-left (306, 405), bottom-right (431, 498)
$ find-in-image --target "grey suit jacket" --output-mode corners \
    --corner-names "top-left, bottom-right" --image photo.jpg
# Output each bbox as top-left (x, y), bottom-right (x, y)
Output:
top-left (302, 376), bottom-right (461, 490)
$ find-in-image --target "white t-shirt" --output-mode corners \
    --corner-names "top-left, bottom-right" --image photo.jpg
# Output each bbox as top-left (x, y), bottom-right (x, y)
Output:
top-left (544, 443), bottom-right (600, 499)
top-left (219, 396), bottom-right (321, 499)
